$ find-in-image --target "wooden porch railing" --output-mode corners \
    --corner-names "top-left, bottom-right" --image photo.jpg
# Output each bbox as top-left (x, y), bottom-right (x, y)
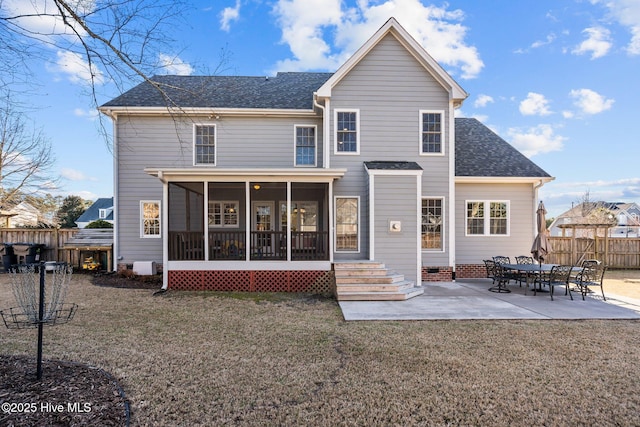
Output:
top-left (169, 231), bottom-right (329, 261)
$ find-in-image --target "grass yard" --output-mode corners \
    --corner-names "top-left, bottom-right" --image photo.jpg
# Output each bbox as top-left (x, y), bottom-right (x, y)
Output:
top-left (2, 272), bottom-right (640, 426)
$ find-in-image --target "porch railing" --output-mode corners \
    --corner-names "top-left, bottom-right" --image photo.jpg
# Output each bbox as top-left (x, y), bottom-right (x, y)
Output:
top-left (169, 231), bottom-right (328, 261)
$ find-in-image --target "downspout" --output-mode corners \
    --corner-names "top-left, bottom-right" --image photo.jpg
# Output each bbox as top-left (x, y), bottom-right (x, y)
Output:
top-left (313, 93), bottom-right (329, 168)
top-left (110, 112), bottom-right (119, 274)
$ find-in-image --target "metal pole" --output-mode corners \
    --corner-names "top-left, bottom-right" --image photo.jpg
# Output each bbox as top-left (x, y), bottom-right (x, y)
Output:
top-left (37, 264), bottom-right (44, 380)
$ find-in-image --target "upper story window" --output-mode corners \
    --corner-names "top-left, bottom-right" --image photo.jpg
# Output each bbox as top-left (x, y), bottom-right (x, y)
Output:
top-left (194, 124), bottom-right (216, 165)
top-left (295, 125), bottom-right (316, 166)
top-left (99, 209), bottom-right (107, 219)
top-left (335, 109), bottom-right (359, 154)
top-left (420, 110), bottom-right (444, 155)
top-left (466, 201), bottom-right (509, 236)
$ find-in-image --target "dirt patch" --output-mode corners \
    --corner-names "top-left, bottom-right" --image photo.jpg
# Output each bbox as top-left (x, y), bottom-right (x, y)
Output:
top-left (0, 355), bottom-right (128, 426)
top-left (91, 272), bottom-right (162, 290)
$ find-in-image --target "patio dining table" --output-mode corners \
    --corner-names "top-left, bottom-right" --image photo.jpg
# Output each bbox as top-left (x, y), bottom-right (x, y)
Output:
top-left (501, 263), bottom-right (558, 293)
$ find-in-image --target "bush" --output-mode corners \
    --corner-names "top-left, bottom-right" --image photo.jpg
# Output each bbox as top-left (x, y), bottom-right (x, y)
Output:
top-left (86, 220), bottom-right (113, 229)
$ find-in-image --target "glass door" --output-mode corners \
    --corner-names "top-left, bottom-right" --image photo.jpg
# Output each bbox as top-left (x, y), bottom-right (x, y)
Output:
top-left (252, 201), bottom-right (274, 256)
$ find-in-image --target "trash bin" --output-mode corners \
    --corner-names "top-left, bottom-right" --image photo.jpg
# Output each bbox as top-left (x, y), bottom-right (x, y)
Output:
top-left (2, 243), bottom-right (17, 272)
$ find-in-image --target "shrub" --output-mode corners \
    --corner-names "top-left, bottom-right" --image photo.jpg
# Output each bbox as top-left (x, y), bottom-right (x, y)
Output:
top-left (86, 220), bottom-right (113, 229)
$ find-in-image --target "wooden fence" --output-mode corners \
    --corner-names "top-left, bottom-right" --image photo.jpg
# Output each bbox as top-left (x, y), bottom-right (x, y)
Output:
top-left (547, 236), bottom-right (640, 269)
top-left (0, 228), bottom-right (80, 266)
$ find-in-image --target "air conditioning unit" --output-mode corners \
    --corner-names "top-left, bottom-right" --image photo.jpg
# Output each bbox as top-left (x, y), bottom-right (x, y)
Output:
top-left (133, 261), bottom-right (157, 275)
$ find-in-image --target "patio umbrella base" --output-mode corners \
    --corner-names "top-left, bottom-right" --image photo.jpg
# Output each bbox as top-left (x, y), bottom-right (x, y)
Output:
top-left (488, 286), bottom-right (511, 293)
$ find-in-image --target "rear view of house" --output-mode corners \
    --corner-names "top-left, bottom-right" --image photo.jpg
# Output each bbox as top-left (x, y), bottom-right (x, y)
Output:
top-left (99, 18), bottom-right (552, 297)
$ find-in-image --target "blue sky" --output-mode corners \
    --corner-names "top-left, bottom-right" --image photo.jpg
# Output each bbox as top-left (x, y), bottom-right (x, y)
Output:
top-left (6, 0), bottom-right (640, 218)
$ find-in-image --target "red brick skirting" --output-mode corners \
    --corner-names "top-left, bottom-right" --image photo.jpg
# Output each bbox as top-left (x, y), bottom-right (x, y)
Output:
top-left (421, 266), bottom-right (453, 282)
top-left (455, 264), bottom-right (488, 279)
top-left (167, 270), bottom-right (335, 293)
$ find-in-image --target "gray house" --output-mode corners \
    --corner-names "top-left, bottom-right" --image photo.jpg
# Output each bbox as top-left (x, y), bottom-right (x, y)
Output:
top-left (99, 18), bottom-right (552, 298)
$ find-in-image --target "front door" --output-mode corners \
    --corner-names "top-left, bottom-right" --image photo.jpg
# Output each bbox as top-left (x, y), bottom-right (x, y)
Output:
top-left (252, 201), bottom-right (274, 256)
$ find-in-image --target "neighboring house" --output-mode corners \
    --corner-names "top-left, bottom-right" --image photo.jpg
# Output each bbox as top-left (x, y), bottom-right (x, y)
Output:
top-left (549, 202), bottom-right (640, 238)
top-left (99, 18), bottom-right (552, 294)
top-left (75, 197), bottom-right (114, 229)
top-left (0, 202), bottom-right (40, 228)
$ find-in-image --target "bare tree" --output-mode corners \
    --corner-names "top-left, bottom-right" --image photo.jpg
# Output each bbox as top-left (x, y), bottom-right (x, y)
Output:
top-left (0, 97), bottom-right (57, 207)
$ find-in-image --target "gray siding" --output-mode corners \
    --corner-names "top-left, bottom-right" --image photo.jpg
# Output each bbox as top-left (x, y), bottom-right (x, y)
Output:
top-left (455, 183), bottom-right (536, 265)
top-left (372, 175), bottom-right (419, 283)
top-left (330, 33), bottom-right (452, 264)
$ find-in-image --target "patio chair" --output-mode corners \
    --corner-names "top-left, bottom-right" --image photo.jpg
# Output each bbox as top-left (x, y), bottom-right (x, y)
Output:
top-left (541, 265), bottom-right (574, 301)
top-left (483, 259), bottom-right (497, 284)
top-left (514, 255), bottom-right (536, 287)
top-left (573, 262), bottom-right (607, 301)
top-left (488, 262), bottom-right (511, 293)
top-left (492, 256), bottom-right (519, 285)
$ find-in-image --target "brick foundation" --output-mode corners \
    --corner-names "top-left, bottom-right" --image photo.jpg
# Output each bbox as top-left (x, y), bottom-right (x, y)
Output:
top-left (455, 264), bottom-right (488, 279)
top-left (167, 270), bottom-right (335, 294)
top-left (421, 266), bottom-right (453, 282)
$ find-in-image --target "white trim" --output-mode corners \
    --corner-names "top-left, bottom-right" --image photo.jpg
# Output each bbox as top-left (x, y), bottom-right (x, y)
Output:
top-left (99, 106), bottom-right (318, 118)
top-left (419, 109), bottom-right (445, 156)
top-left (334, 109), bottom-right (360, 155)
top-left (167, 260), bottom-right (331, 271)
top-left (112, 117), bottom-right (119, 272)
top-left (245, 182), bottom-right (251, 261)
top-left (293, 124), bottom-right (318, 167)
top-left (449, 100), bottom-right (456, 274)
top-left (162, 183), bottom-right (169, 289)
top-left (456, 176), bottom-right (555, 184)
top-left (145, 168), bottom-right (346, 181)
top-left (421, 197), bottom-right (446, 253)
top-left (140, 200), bottom-right (161, 238)
top-left (369, 174), bottom-right (375, 261)
top-left (464, 200), bottom-right (511, 237)
top-left (334, 196), bottom-right (360, 253)
top-left (193, 123), bottom-right (217, 166)
top-left (365, 168), bottom-right (423, 176)
top-left (316, 18), bottom-right (467, 102)
top-left (416, 175), bottom-right (422, 284)
top-left (329, 182), bottom-right (334, 262)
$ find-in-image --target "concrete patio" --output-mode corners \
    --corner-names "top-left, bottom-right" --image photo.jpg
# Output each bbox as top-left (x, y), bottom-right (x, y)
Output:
top-left (338, 278), bottom-right (640, 321)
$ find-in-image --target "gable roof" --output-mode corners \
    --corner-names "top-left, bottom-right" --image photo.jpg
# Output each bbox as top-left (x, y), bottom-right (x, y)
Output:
top-left (76, 197), bottom-right (114, 224)
top-left (101, 72), bottom-right (333, 110)
top-left (316, 17), bottom-right (467, 103)
top-left (455, 118), bottom-right (551, 179)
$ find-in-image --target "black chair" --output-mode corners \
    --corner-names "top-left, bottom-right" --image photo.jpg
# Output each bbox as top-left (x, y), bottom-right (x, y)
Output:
top-left (573, 261), bottom-right (607, 301)
top-left (514, 255), bottom-right (535, 287)
top-left (541, 265), bottom-right (574, 301)
top-left (483, 260), bottom-right (497, 284)
top-left (488, 262), bottom-right (511, 293)
top-left (493, 256), bottom-right (518, 285)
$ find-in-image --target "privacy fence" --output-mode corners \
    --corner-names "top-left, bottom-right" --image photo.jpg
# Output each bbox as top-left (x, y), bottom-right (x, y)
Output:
top-left (0, 229), bottom-right (80, 266)
top-left (546, 236), bottom-right (640, 269)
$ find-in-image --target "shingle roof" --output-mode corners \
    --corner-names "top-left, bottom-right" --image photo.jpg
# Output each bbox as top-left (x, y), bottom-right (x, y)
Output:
top-left (76, 197), bottom-right (114, 224)
top-left (455, 118), bottom-right (551, 178)
top-left (364, 161), bottom-right (423, 170)
top-left (101, 72), bottom-right (334, 110)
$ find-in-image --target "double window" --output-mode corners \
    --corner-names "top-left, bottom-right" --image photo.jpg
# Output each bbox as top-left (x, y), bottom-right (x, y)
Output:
top-left (294, 125), bottom-right (316, 166)
top-left (422, 198), bottom-right (443, 250)
top-left (420, 110), bottom-right (444, 155)
top-left (140, 201), bottom-right (160, 238)
top-left (466, 201), bottom-right (509, 236)
top-left (194, 124), bottom-right (216, 165)
top-left (335, 110), bottom-right (359, 154)
top-left (208, 201), bottom-right (239, 228)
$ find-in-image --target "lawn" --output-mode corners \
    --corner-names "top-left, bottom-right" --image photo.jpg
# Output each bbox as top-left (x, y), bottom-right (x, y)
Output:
top-left (2, 272), bottom-right (640, 426)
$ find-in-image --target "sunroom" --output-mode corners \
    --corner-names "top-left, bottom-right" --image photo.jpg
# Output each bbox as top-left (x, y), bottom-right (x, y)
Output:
top-left (145, 168), bottom-right (346, 270)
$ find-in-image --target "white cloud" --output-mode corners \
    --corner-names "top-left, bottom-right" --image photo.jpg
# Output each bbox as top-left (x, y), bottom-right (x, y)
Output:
top-left (531, 33), bottom-right (556, 49)
top-left (474, 94), bottom-right (494, 108)
top-left (591, 0), bottom-right (640, 55)
top-left (507, 124), bottom-right (566, 157)
top-left (271, 0), bottom-right (483, 78)
top-left (519, 92), bottom-right (552, 116)
top-left (73, 108), bottom-right (99, 120)
top-left (569, 88), bottom-right (614, 114)
top-left (1, 0), bottom-right (91, 40)
top-left (157, 54), bottom-right (193, 75)
top-left (50, 50), bottom-right (104, 85)
top-left (220, 0), bottom-right (241, 32)
top-left (61, 168), bottom-right (98, 182)
top-left (572, 26), bottom-right (612, 59)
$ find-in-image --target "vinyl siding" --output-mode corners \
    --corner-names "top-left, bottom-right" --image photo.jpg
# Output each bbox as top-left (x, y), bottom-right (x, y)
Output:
top-left (455, 183), bottom-right (536, 264)
top-left (372, 175), bottom-right (419, 283)
top-left (330, 33), bottom-right (452, 262)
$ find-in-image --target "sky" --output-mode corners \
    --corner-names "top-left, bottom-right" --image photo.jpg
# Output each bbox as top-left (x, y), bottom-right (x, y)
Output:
top-left (4, 0), bottom-right (640, 218)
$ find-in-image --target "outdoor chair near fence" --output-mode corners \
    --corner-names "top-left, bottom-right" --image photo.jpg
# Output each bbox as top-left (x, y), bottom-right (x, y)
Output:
top-left (573, 261), bottom-right (607, 301)
top-left (541, 265), bottom-right (574, 301)
top-left (515, 255), bottom-right (536, 287)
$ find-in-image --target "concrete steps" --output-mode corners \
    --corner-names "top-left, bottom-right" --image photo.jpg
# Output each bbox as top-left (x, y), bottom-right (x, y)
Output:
top-left (334, 261), bottom-right (424, 301)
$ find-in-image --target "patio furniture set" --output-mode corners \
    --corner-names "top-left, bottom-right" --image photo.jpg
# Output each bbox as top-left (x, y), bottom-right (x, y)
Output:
top-left (484, 256), bottom-right (607, 301)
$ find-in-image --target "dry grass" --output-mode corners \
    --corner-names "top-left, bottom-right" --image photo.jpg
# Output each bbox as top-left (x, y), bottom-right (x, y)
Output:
top-left (2, 271), bottom-right (640, 426)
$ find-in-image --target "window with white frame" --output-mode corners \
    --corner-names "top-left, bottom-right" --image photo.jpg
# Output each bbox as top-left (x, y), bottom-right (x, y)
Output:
top-left (422, 198), bottom-right (443, 250)
top-left (420, 110), bottom-right (444, 154)
top-left (335, 110), bottom-right (359, 154)
top-left (280, 201), bottom-right (318, 232)
top-left (295, 125), bottom-right (316, 166)
top-left (141, 201), bottom-right (160, 238)
top-left (194, 124), bottom-right (216, 165)
top-left (208, 201), bottom-right (239, 227)
top-left (99, 209), bottom-right (107, 219)
top-left (466, 201), bottom-right (509, 236)
top-left (335, 197), bottom-right (359, 251)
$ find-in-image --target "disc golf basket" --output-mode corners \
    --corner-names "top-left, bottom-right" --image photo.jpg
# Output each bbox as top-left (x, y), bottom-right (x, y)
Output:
top-left (1, 262), bottom-right (77, 380)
